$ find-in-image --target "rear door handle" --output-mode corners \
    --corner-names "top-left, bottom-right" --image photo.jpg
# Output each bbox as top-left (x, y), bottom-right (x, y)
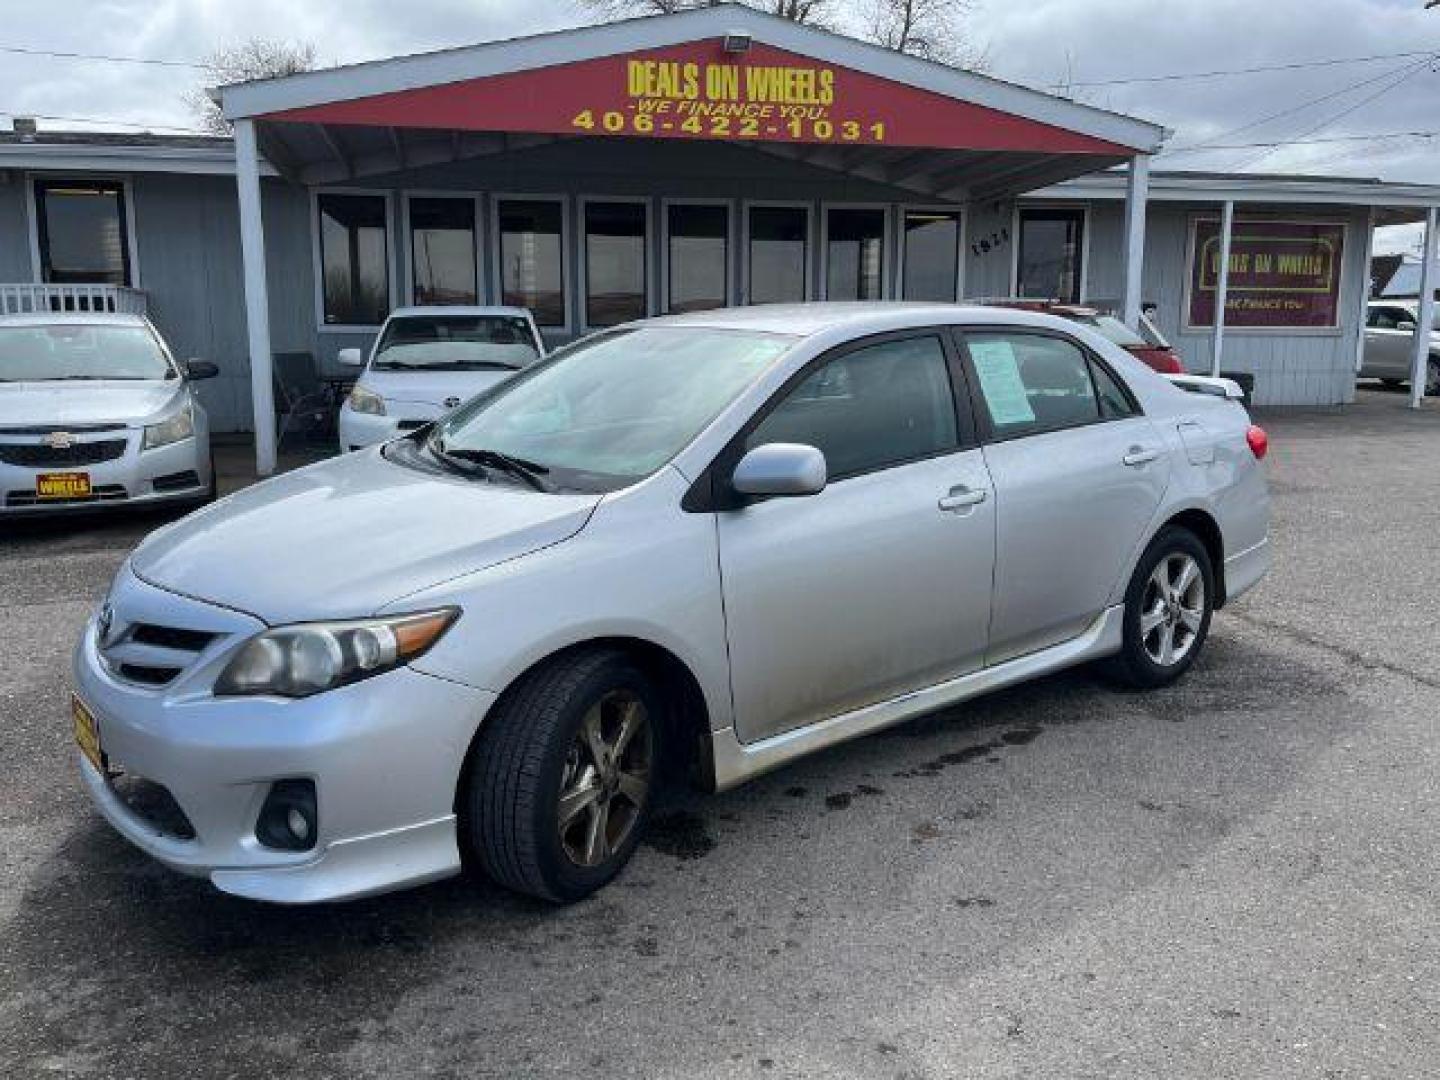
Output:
top-left (938, 485), bottom-right (987, 512)
top-left (1122, 446), bottom-right (1160, 467)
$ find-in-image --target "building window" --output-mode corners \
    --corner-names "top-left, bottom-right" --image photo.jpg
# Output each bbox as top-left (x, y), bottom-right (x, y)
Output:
top-left (497, 198), bottom-right (566, 328)
top-left (901, 209), bottom-right (961, 301)
top-left (318, 193), bottom-right (390, 326)
top-left (34, 179), bottom-right (131, 286)
top-left (1017, 207), bottom-right (1085, 302)
top-left (825, 207), bottom-right (886, 300)
top-left (584, 200), bottom-right (648, 328)
top-left (409, 197), bottom-right (476, 306)
top-left (748, 205), bottom-right (809, 304)
top-left (666, 203), bottom-right (729, 313)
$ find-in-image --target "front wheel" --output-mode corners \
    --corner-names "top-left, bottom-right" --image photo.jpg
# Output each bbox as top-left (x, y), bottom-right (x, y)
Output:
top-left (1104, 526), bottom-right (1215, 689)
top-left (463, 648), bottom-right (662, 902)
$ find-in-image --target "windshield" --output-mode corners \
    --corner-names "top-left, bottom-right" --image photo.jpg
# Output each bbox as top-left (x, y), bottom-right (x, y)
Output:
top-left (0, 324), bottom-right (173, 382)
top-left (373, 314), bottom-right (541, 371)
top-left (428, 326), bottom-right (794, 491)
top-left (1071, 314), bottom-right (1149, 348)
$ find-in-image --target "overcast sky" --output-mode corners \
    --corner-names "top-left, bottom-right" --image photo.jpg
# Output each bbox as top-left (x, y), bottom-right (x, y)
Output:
top-left (1, 0), bottom-right (1436, 251)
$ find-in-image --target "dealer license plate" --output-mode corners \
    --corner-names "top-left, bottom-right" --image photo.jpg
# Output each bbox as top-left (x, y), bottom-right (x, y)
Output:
top-left (72, 693), bottom-right (104, 771)
top-left (37, 472), bottom-right (91, 500)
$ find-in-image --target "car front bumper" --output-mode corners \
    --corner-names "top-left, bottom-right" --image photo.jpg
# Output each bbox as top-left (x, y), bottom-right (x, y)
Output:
top-left (338, 403), bottom-right (441, 452)
top-left (71, 568), bottom-right (496, 903)
top-left (0, 430), bottom-right (210, 515)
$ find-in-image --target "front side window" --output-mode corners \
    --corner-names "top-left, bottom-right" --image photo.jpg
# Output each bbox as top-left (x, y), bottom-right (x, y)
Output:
top-left (966, 332), bottom-right (1128, 437)
top-left (666, 203), bottom-right (729, 313)
top-left (748, 205), bottom-right (808, 304)
top-left (34, 179), bottom-right (131, 286)
top-left (584, 201), bottom-right (648, 328)
top-left (373, 315), bottom-right (540, 372)
top-left (902, 209), bottom-right (960, 301)
top-left (318, 193), bottom-right (390, 326)
top-left (409, 197), bottom-right (477, 305)
top-left (747, 335), bottom-right (958, 478)
top-left (1017, 208), bottom-right (1085, 303)
top-left (498, 199), bottom-right (565, 328)
top-left (825, 207), bottom-right (886, 301)
top-left (430, 327), bottom-right (792, 491)
top-left (0, 324), bottom-right (172, 382)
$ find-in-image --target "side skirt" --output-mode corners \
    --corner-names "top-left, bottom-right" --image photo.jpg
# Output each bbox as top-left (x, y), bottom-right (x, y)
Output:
top-left (707, 605), bottom-right (1125, 792)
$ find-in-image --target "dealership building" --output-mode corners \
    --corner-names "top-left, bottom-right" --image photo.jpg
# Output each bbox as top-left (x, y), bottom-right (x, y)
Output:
top-left (2, 5), bottom-right (1438, 472)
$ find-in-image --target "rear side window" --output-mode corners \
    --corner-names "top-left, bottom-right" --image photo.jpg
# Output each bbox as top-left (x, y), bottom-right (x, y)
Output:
top-left (747, 334), bottom-right (958, 478)
top-left (964, 331), bottom-right (1135, 437)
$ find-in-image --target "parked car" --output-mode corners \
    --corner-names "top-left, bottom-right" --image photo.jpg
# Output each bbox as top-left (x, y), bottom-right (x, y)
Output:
top-left (1361, 300), bottom-right (1439, 395)
top-left (980, 298), bottom-right (1186, 374)
top-left (337, 306), bottom-right (544, 451)
top-left (0, 313), bottom-right (216, 514)
top-left (72, 303), bottom-right (1270, 905)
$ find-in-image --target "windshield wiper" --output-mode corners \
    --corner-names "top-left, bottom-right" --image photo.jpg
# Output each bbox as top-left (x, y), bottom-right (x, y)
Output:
top-left (430, 440), bottom-right (552, 491)
top-left (379, 360), bottom-right (523, 371)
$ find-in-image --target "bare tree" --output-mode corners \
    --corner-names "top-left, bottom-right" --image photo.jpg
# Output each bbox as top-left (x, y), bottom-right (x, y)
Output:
top-left (186, 39), bottom-right (318, 135)
top-left (863, 0), bottom-right (989, 69)
top-left (576, 0), bottom-right (835, 27)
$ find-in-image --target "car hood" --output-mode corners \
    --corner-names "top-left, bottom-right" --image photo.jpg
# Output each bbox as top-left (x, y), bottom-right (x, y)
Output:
top-left (131, 449), bottom-right (601, 624)
top-left (360, 368), bottom-right (520, 409)
top-left (0, 380), bottom-right (182, 427)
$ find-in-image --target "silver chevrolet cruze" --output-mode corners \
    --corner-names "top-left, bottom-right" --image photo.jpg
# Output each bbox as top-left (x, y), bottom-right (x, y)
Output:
top-left (72, 304), bottom-right (1270, 904)
top-left (1, 314), bottom-right (216, 513)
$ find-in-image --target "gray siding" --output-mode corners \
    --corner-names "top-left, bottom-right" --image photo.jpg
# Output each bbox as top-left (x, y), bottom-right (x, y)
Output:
top-left (0, 177), bottom-right (32, 280)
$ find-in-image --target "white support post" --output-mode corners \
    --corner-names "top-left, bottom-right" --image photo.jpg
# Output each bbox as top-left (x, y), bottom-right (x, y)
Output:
top-left (1120, 154), bottom-right (1150, 329)
top-left (1354, 207), bottom-right (1376, 376)
top-left (234, 119), bottom-right (277, 476)
top-left (1210, 199), bottom-right (1234, 378)
top-left (1408, 205), bottom-right (1438, 409)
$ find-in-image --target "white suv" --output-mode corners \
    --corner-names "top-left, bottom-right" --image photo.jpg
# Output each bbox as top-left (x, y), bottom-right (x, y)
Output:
top-left (337, 306), bottom-right (544, 451)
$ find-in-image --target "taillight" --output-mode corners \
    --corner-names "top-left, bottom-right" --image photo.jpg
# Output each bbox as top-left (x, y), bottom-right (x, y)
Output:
top-left (1246, 425), bottom-right (1269, 460)
top-left (1157, 352), bottom-right (1185, 375)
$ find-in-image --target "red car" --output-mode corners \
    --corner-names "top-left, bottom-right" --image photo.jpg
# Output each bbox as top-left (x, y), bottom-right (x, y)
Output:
top-left (979, 299), bottom-right (1186, 375)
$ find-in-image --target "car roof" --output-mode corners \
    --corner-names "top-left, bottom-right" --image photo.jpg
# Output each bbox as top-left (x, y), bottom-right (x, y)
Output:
top-left (634, 302), bottom-right (1089, 338)
top-left (0, 312), bottom-right (149, 329)
top-left (385, 305), bottom-right (533, 319)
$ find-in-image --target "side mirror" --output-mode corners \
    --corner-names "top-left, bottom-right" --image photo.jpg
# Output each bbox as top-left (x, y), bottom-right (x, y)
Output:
top-left (731, 443), bottom-right (827, 499)
top-left (337, 347), bottom-right (364, 367)
top-left (1396, 320), bottom-right (1417, 333)
top-left (185, 359), bottom-right (219, 380)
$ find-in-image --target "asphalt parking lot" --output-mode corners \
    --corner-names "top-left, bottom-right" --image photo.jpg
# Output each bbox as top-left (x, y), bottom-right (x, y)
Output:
top-left (2, 389), bottom-right (1437, 1079)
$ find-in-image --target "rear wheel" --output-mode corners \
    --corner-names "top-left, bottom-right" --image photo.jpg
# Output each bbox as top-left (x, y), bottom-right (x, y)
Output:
top-left (1104, 526), bottom-right (1214, 689)
top-left (463, 648), bottom-right (661, 902)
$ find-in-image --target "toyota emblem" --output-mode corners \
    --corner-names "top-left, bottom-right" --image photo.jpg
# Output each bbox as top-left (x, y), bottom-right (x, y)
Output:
top-left (443, 396), bottom-right (462, 409)
top-left (44, 431), bottom-right (74, 450)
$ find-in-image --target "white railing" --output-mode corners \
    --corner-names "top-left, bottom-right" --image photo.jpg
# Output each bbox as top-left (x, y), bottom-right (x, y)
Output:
top-left (0, 284), bottom-right (148, 317)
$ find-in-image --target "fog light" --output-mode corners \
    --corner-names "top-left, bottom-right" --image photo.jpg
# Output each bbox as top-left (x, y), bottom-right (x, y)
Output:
top-left (255, 779), bottom-right (317, 851)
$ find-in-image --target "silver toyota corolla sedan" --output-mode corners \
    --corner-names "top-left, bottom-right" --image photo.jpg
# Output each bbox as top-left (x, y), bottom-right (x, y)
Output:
top-left (1, 313), bottom-right (216, 513)
top-left (72, 304), bottom-right (1270, 904)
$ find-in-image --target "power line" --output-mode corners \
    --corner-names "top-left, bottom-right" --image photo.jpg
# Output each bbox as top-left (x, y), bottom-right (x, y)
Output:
top-left (1056, 48), bottom-right (1440, 89)
top-left (1163, 52), bottom-right (1439, 154)
top-left (0, 110), bottom-right (210, 134)
top-left (1162, 130), bottom-right (1440, 154)
top-left (0, 44), bottom-right (208, 68)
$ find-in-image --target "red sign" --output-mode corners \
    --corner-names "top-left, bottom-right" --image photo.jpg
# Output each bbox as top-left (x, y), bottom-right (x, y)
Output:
top-left (1187, 218), bottom-right (1345, 329)
top-left (265, 41), bottom-right (1131, 154)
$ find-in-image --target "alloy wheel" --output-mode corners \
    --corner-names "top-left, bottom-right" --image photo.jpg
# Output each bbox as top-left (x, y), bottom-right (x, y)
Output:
top-left (556, 689), bottom-right (652, 868)
top-left (1140, 553), bottom-right (1206, 667)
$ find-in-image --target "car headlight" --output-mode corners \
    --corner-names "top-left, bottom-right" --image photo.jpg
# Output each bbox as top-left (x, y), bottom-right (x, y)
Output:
top-left (347, 384), bottom-right (386, 416)
top-left (142, 401), bottom-right (194, 450)
top-left (213, 608), bottom-right (459, 698)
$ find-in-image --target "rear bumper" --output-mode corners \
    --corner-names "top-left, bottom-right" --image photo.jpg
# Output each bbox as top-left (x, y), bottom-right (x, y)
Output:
top-left (0, 432), bottom-right (210, 515)
top-left (1223, 537), bottom-right (1270, 604)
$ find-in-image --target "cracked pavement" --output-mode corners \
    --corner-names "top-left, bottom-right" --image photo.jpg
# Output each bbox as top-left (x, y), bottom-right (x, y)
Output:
top-left (2, 389), bottom-right (1437, 1078)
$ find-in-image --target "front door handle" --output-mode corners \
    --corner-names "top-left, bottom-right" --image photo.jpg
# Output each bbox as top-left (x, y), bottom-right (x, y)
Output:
top-left (938, 485), bottom-right (987, 512)
top-left (1122, 446), bottom-right (1160, 467)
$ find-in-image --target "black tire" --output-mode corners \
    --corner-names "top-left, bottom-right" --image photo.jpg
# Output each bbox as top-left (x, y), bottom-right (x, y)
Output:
top-left (1103, 525), bottom-right (1215, 689)
top-left (463, 647), bottom-right (663, 903)
top-left (1427, 357), bottom-right (1440, 397)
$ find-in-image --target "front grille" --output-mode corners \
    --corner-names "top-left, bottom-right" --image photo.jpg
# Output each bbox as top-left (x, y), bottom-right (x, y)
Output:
top-left (396, 420), bottom-right (428, 431)
top-left (6, 483), bottom-right (127, 507)
top-left (0, 439), bottom-right (127, 467)
top-left (101, 621), bottom-right (220, 689)
top-left (131, 624), bottom-right (216, 651)
top-left (0, 423), bottom-right (126, 435)
top-left (117, 663), bottom-right (182, 685)
top-left (110, 773), bottom-right (196, 840)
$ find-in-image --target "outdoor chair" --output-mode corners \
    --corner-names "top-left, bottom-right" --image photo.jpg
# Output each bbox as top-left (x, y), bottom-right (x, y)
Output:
top-left (272, 351), bottom-right (331, 449)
